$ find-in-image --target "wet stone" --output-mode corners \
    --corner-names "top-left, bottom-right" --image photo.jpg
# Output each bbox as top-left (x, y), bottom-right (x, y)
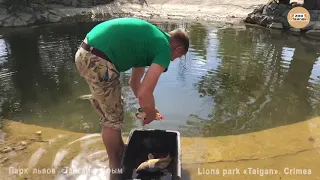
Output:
top-left (308, 137), bottom-right (315, 142)
top-left (0, 14), bottom-right (10, 21)
top-left (13, 18), bottom-right (27, 26)
top-left (48, 14), bottom-right (61, 23)
top-left (0, 155), bottom-right (8, 164)
top-left (3, 16), bottom-right (16, 27)
top-left (17, 13), bottom-right (33, 22)
top-left (290, 28), bottom-right (300, 34)
top-left (14, 144), bottom-right (27, 151)
top-left (1, 146), bottom-right (12, 153)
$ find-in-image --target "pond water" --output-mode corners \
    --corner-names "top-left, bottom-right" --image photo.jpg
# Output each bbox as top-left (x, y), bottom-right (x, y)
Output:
top-left (0, 20), bottom-right (320, 137)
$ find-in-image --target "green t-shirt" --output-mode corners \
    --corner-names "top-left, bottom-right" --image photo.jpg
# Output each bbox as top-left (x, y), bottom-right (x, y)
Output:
top-left (86, 18), bottom-right (172, 72)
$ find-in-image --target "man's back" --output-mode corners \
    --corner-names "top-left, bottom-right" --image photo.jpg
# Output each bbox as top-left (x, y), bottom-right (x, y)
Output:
top-left (86, 18), bottom-right (172, 72)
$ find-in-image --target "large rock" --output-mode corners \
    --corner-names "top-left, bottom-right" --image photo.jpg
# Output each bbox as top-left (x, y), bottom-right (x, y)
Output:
top-left (0, 14), bottom-right (10, 21)
top-left (13, 18), bottom-right (27, 26)
top-left (17, 13), bottom-right (33, 22)
top-left (245, 2), bottom-right (320, 40)
top-left (0, 8), bottom-right (62, 27)
top-left (245, 2), bottom-right (292, 29)
top-left (0, 7), bottom-right (7, 15)
top-left (2, 16), bottom-right (16, 27)
top-left (48, 13), bottom-right (61, 22)
top-left (313, 22), bottom-right (320, 30)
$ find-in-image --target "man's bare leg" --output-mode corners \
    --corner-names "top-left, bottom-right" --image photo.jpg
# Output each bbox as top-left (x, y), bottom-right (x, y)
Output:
top-left (102, 126), bottom-right (125, 178)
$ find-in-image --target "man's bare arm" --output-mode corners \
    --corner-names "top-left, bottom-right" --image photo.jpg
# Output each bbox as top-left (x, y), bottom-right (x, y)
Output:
top-left (137, 63), bottom-right (165, 122)
top-left (129, 67), bottom-right (145, 97)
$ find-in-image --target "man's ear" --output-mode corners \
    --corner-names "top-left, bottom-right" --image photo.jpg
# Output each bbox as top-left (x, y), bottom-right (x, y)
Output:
top-left (176, 46), bottom-right (185, 54)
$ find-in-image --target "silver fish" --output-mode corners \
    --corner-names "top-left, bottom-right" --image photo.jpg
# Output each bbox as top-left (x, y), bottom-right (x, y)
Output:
top-left (78, 94), bottom-right (93, 100)
top-left (136, 153), bottom-right (172, 173)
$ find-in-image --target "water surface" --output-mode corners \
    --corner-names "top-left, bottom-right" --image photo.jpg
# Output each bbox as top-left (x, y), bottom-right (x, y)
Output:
top-left (0, 21), bottom-right (320, 137)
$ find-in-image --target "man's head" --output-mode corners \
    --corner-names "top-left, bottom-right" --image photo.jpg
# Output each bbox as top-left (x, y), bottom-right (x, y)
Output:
top-left (169, 29), bottom-right (189, 61)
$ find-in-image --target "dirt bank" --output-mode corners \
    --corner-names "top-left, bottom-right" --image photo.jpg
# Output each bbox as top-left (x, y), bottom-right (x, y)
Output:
top-left (1, 116), bottom-right (320, 179)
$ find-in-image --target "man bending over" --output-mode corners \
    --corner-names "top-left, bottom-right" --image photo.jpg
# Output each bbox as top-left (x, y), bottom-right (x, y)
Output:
top-left (74, 17), bottom-right (189, 179)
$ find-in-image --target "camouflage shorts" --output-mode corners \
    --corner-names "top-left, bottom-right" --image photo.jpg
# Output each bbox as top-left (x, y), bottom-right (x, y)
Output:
top-left (74, 40), bottom-right (124, 130)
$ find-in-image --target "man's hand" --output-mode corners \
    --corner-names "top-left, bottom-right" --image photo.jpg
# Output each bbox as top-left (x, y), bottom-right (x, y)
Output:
top-left (137, 63), bottom-right (165, 125)
top-left (142, 108), bottom-right (157, 125)
top-left (142, 108), bottom-right (160, 125)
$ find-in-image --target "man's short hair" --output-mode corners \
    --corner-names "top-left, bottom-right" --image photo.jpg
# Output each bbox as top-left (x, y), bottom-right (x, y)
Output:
top-left (169, 29), bottom-right (189, 53)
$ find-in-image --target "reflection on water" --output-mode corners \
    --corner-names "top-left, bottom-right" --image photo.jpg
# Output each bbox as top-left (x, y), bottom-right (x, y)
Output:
top-left (0, 21), bottom-right (320, 137)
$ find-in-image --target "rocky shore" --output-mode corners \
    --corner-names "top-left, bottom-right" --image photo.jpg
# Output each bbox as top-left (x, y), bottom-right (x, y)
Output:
top-left (244, 1), bottom-right (320, 40)
top-left (0, 0), bottom-right (320, 37)
top-left (0, 0), bottom-right (270, 28)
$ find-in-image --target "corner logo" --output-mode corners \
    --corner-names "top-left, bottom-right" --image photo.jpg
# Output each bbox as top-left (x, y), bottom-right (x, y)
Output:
top-left (287, 7), bottom-right (310, 28)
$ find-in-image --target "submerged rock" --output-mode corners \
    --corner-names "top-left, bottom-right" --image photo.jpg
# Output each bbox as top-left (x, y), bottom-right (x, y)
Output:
top-left (305, 30), bottom-right (320, 39)
top-left (289, 27), bottom-right (301, 33)
top-left (13, 18), bottom-right (27, 26)
top-left (1, 146), bottom-right (12, 153)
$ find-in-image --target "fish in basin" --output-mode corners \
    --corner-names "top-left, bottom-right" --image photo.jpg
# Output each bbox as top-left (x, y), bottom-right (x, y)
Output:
top-left (136, 153), bottom-right (172, 173)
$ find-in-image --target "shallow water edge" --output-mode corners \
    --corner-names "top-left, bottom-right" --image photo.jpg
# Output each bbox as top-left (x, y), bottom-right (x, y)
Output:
top-left (0, 117), bottom-right (320, 180)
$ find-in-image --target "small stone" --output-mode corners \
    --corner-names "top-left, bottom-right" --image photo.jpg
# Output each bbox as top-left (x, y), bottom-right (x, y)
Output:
top-left (306, 30), bottom-right (320, 39)
top-left (0, 7), bottom-right (7, 15)
top-left (0, 14), bottom-right (10, 21)
top-left (48, 14), bottom-right (61, 23)
top-left (36, 131), bottom-right (41, 135)
top-left (17, 13), bottom-right (33, 22)
top-left (3, 16), bottom-right (16, 27)
top-left (15, 145), bottom-right (27, 151)
top-left (308, 137), bottom-right (315, 142)
top-left (1, 146), bottom-right (12, 153)
top-left (313, 22), bottom-right (320, 30)
top-left (20, 141), bottom-right (27, 146)
top-left (268, 22), bottom-right (283, 29)
top-left (24, 7), bottom-right (35, 14)
top-left (13, 18), bottom-right (27, 26)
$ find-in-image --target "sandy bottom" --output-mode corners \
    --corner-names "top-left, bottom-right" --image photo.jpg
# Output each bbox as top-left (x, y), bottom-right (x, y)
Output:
top-left (1, 115), bottom-right (320, 179)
